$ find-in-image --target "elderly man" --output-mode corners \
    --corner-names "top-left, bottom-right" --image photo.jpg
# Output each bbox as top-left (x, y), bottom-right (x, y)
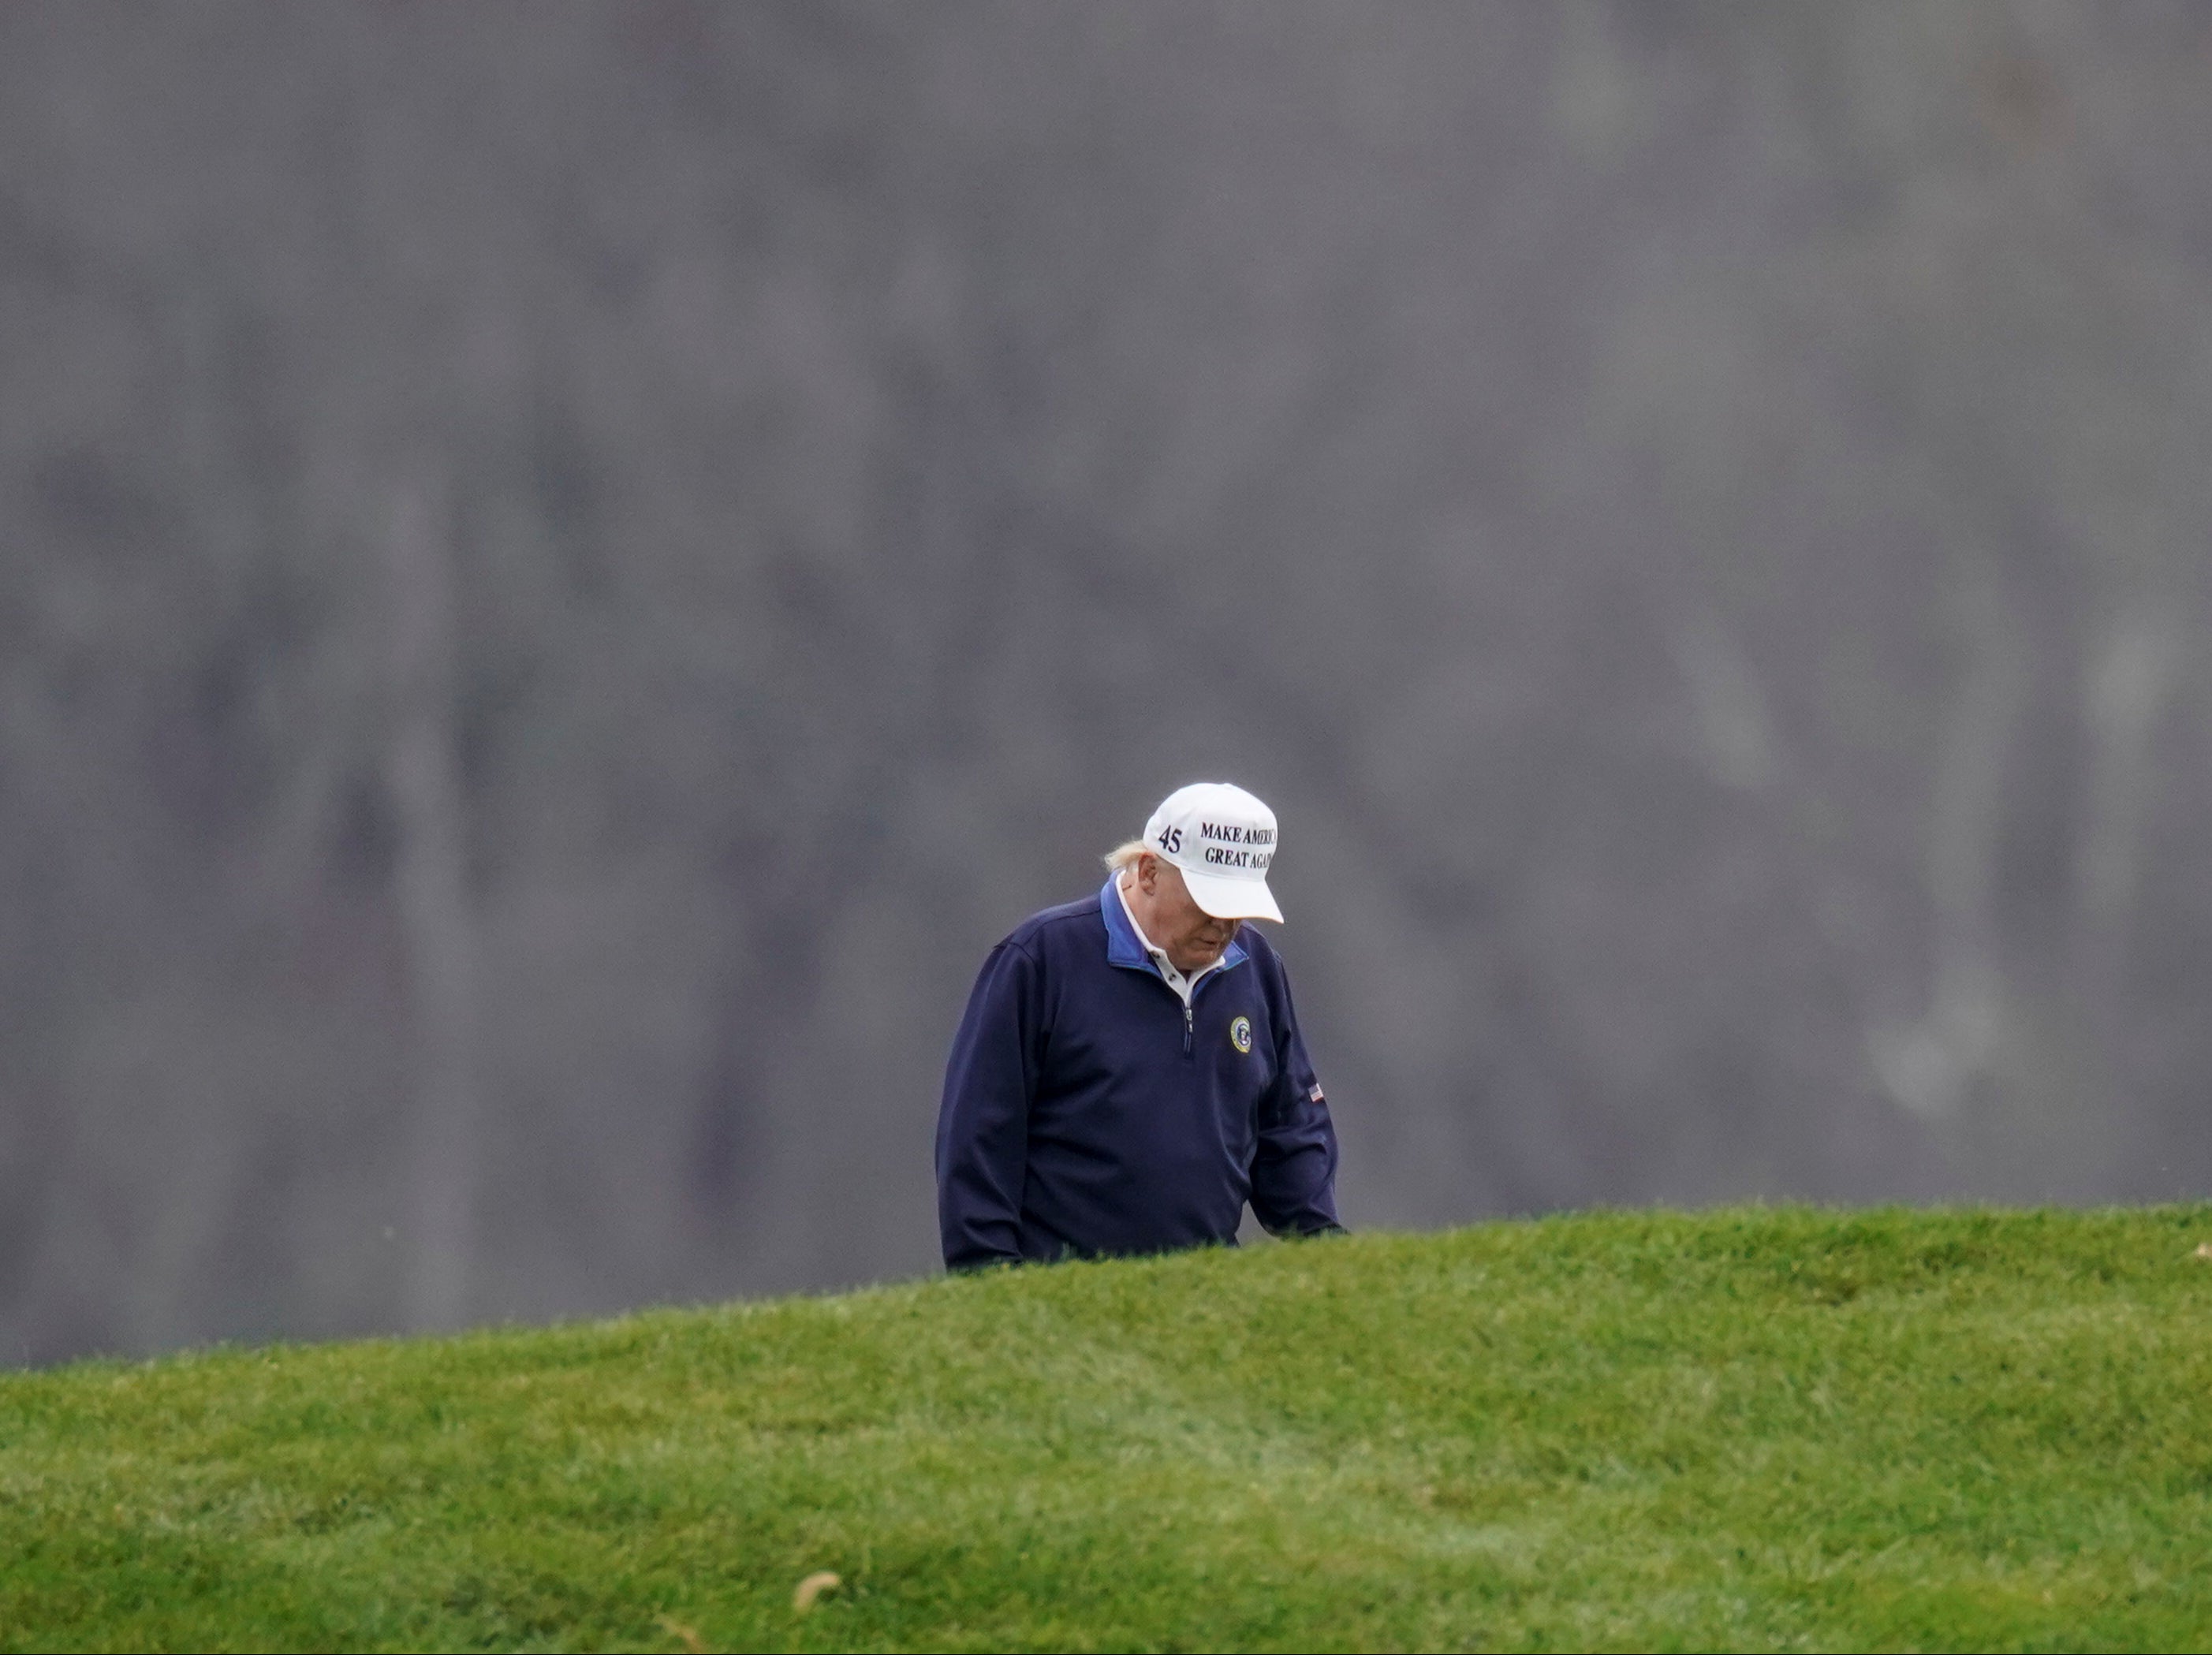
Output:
top-left (935, 781), bottom-right (1343, 1270)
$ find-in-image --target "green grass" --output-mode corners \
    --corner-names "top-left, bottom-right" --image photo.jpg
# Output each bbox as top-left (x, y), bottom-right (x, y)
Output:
top-left (4, 1206), bottom-right (2211, 1652)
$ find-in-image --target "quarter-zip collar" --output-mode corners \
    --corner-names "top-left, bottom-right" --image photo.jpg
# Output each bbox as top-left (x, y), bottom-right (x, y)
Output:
top-left (1100, 874), bottom-right (1247, 1004)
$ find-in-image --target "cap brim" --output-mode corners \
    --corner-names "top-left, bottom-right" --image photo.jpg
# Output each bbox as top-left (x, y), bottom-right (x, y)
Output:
top-left (1181, 866), bottom-right (1285, 923)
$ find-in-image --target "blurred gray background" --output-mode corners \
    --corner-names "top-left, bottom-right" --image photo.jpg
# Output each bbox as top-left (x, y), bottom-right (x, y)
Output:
top-left (5, 2), bottom-right (2210, 1367)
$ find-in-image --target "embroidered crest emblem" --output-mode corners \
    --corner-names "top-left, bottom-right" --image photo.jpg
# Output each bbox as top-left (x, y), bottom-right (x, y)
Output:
top-left (1229, 1016), bottom-right (1253, 1054)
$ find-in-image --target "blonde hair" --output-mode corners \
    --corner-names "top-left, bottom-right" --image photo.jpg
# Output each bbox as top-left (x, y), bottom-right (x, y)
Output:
top-left (1102, 839), bottom-right (1151, 874)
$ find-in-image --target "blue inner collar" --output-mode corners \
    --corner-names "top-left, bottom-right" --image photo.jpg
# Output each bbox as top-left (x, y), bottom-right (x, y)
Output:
top-left (1099, 874), bottom-right (1248, 978)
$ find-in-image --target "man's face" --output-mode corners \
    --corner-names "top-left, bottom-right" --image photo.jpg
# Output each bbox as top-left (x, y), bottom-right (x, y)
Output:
top-left (1131, 854), bottom-right (1240, 974)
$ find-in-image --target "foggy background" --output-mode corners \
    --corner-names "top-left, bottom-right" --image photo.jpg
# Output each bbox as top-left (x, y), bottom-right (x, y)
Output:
top-left (6, 2), bottom-right (2210, 1368)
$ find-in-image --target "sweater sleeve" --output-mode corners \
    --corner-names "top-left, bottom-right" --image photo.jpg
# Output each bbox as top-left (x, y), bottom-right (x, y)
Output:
top-left (1248, 956), bottom-right (1344, 1239)
top-left (935, 938), bottom-right (1043, 1269)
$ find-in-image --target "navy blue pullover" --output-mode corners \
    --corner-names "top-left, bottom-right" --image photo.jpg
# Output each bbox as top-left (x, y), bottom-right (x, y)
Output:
top-left (936, 877), bottom-right (1341, 1270)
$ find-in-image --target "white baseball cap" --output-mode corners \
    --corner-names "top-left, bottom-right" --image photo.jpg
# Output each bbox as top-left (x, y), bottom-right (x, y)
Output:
top-left (1142, 782), bottom-right (1285, 923)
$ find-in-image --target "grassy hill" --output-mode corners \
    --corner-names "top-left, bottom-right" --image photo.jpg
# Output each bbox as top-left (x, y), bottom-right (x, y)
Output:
top-left (3, 1206), bottom-right (2210, 1653)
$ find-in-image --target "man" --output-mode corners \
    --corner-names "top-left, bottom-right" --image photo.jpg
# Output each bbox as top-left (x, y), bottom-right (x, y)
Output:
top-left (935, 781), bottom-right (1342, 1270)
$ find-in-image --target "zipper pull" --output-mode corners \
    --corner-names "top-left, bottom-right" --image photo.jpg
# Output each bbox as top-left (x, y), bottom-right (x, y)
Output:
top-left (1184, 1005), bottom-right (1194, 1055)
